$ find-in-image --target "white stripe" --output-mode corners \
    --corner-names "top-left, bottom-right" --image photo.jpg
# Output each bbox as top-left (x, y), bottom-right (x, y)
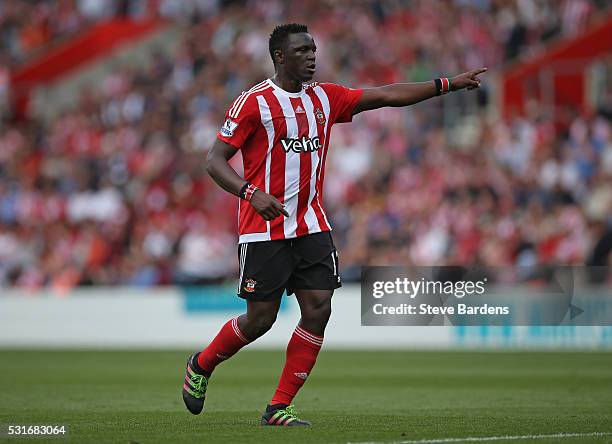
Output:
top-left (330, 251), bottom-right (337, 276)
top-left (232, 318), bottom-right (244, 342)
top-left (236, 244), bottom-right (242, 293)
top-left (231, 84), bottom-right (269, 118)
top-left (228, 92), bottom-right (246, 118)
top-left (242, 243), bottom-right (247, 276)
top-left (295, 333), bottom-right (323, 347)
top-left (257, 94), bottom-right (275, 237)
top-left (312, 86), bottom-right (331, 182)
top-left (312, 86), bottom-right (332, 229)
top-left (237, 243), bottom-right (246, 293)
top-left (348, 432), bottom-right (612, 444)
top-left (300, 93), bottom-right (322, 234)
top-left (238, 231), bottom-right (271, 244)
top-left (228, 81), bottom-right (268, 118)
top-left (294, 333), bottom-right (322, 348)
top-left (229, 83), bottom-right (269, 118)
top-left (236, 244), bottom-right (241, 293)
top-left (272, 90), bottom-right (300, 239)
top-left (294, 329), bottom-right (323, 346)
top-left (295, 326), bottom-right (323, 344)
top-left (228, 80), bottom-right (267, 117)
top-left (296, 326), bottom-right (324, 342)
top-left (231, 317), bottom-right (249, 343)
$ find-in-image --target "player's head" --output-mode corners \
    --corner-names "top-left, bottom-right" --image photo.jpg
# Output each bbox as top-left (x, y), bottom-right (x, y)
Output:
top-left (269, 23), bottom-right (316, 82)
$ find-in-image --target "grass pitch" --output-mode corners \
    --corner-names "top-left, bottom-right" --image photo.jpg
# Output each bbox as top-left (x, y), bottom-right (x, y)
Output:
top-left (0, 350), bottom-right (611, 443)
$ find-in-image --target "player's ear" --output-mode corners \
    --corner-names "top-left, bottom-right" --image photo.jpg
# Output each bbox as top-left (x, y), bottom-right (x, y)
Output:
top-left (274, 49), bottom-right (283, 65)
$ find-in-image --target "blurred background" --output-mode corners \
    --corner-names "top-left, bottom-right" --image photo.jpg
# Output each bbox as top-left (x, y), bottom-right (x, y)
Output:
top-left (0, 0), bottom-right (611, 349)
top-left (2, 6), bottom-right (611, 441)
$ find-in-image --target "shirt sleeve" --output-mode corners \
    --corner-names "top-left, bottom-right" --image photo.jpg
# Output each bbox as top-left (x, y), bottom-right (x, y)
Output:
top-left (217, 94), bottom-right (258, 149)
top-left (320, 83), bottom-right (363, 124)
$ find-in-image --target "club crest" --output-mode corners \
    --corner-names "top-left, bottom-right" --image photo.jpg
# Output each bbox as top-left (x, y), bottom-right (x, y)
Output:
top-left (315, 108), bottom-right (326, 125)
top-left (244, 278), bottom-right (257, 293)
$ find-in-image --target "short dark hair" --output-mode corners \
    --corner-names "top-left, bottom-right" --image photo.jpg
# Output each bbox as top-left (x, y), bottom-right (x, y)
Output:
top-left (269, 23), bottom-right (308, 63)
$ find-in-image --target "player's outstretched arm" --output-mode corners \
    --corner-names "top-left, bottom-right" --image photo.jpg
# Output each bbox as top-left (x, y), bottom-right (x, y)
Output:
top-left (206, 139), bottom-right (289, 221)
top-left (352, 67), bottom-right (487, 115)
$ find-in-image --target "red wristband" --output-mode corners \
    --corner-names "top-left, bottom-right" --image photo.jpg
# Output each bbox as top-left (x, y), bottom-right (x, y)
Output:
top-left (435, 77), bottom-right (451, 95)
top-left (443, 77), bottom-right (452, 93)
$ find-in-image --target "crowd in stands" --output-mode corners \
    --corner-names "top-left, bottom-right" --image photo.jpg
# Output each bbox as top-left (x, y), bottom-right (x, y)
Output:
top-left (0, 0), bottom-right (610, 288)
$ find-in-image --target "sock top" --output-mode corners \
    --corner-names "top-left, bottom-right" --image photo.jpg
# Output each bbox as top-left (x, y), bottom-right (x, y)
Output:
top-left (191, 353), bottom-right (211, 377)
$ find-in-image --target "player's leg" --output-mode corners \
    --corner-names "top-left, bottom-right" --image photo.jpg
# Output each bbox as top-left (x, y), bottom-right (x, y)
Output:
top-left (183, 299), bottom-right (281, 415)
top-left (294, 288), bottom-right (332, 335)
top-left (261, 290), bottom-right (333, 426)
top-left (183, 239), bottom-right (291, 415)
top-left (237, 298), bottom-right (282, 339)
top-left (262, 232), bottom-right (340, 426)
top-left (195, 298), bottom-right (282, 376)
top-left (271, 290), bottom-right (331, 399)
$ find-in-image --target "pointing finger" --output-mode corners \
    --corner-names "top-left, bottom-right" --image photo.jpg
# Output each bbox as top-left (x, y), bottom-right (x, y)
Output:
top-left (273, 200), bottom-right (289, 217)
top-left (472, 67), bottom-right (487, 76)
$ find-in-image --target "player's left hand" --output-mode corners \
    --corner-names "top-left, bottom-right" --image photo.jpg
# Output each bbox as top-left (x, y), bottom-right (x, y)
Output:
top-left (451, 68), bottom-right (487, 91)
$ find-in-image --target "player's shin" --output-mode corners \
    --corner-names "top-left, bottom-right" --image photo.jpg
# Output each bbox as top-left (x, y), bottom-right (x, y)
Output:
top-left (270, 325), bottom-right (323, 405)
top-left (196, 316), bottom-right (250, 376)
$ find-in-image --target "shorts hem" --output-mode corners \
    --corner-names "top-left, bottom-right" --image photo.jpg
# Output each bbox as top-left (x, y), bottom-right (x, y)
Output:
top-left (237, 289), bottom-right (285, 302)
top-left (287, 281), bottom-right (342, 295)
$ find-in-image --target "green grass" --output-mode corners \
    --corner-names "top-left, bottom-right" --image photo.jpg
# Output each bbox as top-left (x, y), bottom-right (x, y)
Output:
top-left (0, 350), bottom-right (611, 443)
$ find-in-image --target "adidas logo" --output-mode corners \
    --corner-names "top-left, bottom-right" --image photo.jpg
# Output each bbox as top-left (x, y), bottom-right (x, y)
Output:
top-left (295, 105), bottom-right (305, 114)
top-left (294, 372), bottom-right (308, 380)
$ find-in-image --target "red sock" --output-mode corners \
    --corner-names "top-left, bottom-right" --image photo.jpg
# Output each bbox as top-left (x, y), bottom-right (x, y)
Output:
top-left (197, 317), bottom-right (250, 375)
top-left (271, 325), bottom-right (323, 406)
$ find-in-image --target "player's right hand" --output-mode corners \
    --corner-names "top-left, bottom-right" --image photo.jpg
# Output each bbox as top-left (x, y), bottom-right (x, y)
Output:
top-left (451, 67), bottom-right (487, 91)
top-left (249, 190), bottom-right (289, 221)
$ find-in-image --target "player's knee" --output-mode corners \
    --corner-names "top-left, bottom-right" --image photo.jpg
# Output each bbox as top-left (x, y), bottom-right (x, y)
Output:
top-left (303, 297), bottom-right (332, 323)
top-left (243, 311), bottom-right (277, 338)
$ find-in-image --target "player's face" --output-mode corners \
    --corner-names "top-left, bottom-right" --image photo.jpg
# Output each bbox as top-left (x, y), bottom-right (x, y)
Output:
top-left (283, 33), bottom-right (316, 82)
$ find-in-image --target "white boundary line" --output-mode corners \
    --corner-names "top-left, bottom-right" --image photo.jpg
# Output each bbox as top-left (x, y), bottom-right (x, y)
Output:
top-left (348, 431), bottom-right (612, 444)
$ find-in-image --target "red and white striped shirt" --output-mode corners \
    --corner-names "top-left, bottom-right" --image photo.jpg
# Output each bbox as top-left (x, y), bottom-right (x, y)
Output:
top-left (217, 78), bottom-right (363, 244)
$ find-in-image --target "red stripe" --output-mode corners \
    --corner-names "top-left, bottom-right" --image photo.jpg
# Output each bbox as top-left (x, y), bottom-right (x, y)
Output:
top-left (305, 88), bottom-right (330, 231)
top-left (441, 78), bottom-right (449, 93)
top-left (290, 97), bottom-right (312, 237)
top-left (265, 90), bottom-right (288, 240)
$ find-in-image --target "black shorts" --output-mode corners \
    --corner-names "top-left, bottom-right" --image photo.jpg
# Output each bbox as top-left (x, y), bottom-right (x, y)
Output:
top-left (236, 231), bottom-right (341, 301)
